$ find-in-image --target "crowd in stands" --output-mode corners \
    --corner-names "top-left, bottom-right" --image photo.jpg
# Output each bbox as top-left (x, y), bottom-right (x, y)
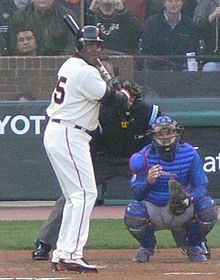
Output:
top-left (0, 0), bottom-right (220, 71)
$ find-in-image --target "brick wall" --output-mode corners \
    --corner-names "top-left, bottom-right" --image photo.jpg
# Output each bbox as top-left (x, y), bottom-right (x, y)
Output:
top-left (0, 55), bottom-right (134, 101)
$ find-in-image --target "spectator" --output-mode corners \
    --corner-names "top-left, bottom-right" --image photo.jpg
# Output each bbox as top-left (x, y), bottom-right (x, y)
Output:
top-left (61, 0), bottom-right (81, 24)
top-left (194, 0), bottom-right (220, 71)
top-left (86, 0), bottom-right (142, 54)
top-left (123, 0), bottom-right (147, 26)
top-left (142, 0), bottom-right (199, 56)
top-left (0, 0), bottom-right (31, 34)
top-left (145, 0), bottom-right (163, 18)
top-left (16, 28), bottom-right (37, 55)
top-left (7, 0), bottom-right (77, 56)
top-left (0, 0), bottom-right (18, 45)
top-left (14, 0), bottom-right (32, 9)
top-left (181, 0), bottom-right (197, 19)
top-left (145, 0), bottom-right (197, 19)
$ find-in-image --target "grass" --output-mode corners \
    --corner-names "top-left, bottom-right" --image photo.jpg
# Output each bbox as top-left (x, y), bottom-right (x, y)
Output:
top-left (0, 219), bottom-right (220, 250)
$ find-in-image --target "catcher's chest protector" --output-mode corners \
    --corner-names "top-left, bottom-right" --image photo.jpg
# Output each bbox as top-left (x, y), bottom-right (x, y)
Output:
top-left (143, 144), bottom-right (195, 192)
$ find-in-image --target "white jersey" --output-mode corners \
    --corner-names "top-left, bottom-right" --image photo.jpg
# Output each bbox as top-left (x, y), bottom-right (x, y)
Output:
top-left (46, 56), bottom-right (107, 131)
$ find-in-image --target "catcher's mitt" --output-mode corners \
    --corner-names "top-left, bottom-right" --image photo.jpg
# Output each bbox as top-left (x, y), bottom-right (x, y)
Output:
top-left (168, 179), bottom-right (191, 216)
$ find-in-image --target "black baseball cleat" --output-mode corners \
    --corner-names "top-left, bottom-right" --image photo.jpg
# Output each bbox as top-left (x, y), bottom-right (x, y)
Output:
top-left (59, 258), bottom-right (98, 273)
top-left (32, 239), bottom-right (52, 260)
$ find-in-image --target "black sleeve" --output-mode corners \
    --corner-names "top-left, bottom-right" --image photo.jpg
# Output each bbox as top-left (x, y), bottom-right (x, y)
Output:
top-left (100, 84), bottom-right (130, 111)
top-left (130, 98), bottom-right (161, 133)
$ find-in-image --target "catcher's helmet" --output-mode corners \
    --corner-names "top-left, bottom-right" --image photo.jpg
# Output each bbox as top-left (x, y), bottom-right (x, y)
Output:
top-left (151, 115), bottom-right (177, 130)
top-left (76, 25), bottom-right (104, 51)
top-left (150, 116), bottom-right (183, 161)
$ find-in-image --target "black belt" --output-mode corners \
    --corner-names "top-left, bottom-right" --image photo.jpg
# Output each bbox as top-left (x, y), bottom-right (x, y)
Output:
top-left (52, 119), bottom-right (91, 135)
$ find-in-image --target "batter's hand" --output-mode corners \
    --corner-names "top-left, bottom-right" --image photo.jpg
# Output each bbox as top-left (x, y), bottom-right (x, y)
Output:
top-left (122, 80), bottom-right (143, 99)
top-left (209, 6), bottom-right (220, 22)
top-left (147, 164), bottom-right (163, 185)
top-left (107, 77), bottom-right (122, 91)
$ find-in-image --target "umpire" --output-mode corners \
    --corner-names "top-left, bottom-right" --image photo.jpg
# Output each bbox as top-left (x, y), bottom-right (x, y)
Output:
top-left (32, 78), bottom-right (161, 261)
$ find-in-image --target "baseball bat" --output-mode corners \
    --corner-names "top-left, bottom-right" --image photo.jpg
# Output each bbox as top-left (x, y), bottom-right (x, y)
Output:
top-left (96, 58), bottom-right (112, 82)
top-left (64, 14), bottom-right (112, 82)
top-left (64, 14), bottom-right (80, 34)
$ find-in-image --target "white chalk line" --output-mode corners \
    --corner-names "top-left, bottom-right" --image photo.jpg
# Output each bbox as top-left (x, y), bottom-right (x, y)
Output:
top-left (0, 278), bottom-right (70, 280)
top-left (164, 272), bottom-right (215, 275)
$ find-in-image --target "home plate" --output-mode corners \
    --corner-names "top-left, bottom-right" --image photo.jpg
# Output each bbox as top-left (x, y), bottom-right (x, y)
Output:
top-left (164, 272), bottom-right (215, 275)
top-left (97, 264), bottom-right (108, 269)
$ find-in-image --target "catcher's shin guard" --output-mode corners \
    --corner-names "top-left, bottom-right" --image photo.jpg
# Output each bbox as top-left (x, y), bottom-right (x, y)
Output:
top-left (184, 196), bottom-right (218, 247)
top-left (124, 201), bottom-right (156, 253)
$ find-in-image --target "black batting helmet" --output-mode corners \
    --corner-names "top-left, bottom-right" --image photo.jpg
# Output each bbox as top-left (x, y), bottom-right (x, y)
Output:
top-left (76, 25), bottom-right (104, 51)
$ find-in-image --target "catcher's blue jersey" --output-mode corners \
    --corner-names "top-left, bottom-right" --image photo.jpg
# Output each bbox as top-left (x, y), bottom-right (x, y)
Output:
top-left (129, 143), bottom-right (208, 206)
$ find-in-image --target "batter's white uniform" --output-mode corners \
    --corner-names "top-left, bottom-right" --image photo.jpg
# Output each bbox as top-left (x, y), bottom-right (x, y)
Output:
top-left (44, 55), bottom-right (106, 262)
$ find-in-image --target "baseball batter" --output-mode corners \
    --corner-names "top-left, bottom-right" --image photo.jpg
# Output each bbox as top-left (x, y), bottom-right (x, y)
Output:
top-left (32, 81), bottom-right (162, 261)
top-left (44, 25), bottom-right (136, 273)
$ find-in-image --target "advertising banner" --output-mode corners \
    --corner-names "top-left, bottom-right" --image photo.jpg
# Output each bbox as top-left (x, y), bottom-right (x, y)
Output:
top-left (0, 102), bottom-right (219, 201)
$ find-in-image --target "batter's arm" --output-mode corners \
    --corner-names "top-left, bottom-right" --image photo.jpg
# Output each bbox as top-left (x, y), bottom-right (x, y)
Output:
top-left (100, 80), bottom-right (131, 110)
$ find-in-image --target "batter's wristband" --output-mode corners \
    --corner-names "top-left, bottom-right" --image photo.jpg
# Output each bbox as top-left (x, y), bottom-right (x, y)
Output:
top-left (120, 88), bottom-right (131, 101)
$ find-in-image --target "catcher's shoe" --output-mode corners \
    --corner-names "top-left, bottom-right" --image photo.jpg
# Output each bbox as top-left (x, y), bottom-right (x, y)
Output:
top-left (32, 239), bottom-right (51, 260)
top-left (133, 247), bottom-right (153, 263)
top-left (186, 246), bottom-right (208, 262)
top-left (59, 258), bottom-right (98, 273)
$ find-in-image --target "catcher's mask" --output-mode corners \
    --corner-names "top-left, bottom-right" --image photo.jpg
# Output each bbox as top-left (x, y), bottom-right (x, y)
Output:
top-left (76, 25), bottom-right (104, 51)
top-left (149, 116), bottom-right (183, 161)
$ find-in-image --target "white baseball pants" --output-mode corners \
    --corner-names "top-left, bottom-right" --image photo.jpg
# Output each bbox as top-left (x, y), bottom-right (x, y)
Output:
top-left (44, 120), bottom-right (97, 262)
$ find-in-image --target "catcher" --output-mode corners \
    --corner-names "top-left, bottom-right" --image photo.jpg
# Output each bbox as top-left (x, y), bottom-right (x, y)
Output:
top-left (124, 115), bottom-right (218, 263)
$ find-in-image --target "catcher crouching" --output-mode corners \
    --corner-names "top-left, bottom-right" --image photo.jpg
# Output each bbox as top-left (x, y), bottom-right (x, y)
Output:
top-left (124, 115), bottom-right (218, 263)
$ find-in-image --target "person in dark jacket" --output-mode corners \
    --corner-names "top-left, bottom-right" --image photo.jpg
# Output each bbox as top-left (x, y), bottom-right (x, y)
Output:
top-left (193, 0), bottom-right (220, 71)
top-left (86, 0), bottom-right (142, 54)
top-left (142, 0), bottom-right (199, 56)
top-left (7, 0), bottom-right (76, 55)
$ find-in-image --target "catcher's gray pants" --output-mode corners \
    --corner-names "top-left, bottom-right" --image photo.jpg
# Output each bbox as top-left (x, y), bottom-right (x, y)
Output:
top-left (38, 194), bottom-right (65, 249)
top-left (143, 201), bottom-right (194, 248)
top-left (143, 201), bottom-right (194, 230)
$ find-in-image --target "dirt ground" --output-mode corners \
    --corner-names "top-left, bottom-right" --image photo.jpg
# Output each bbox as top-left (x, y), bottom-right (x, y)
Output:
top-left (1, 204), bottom-right (220, 279)
top-left (1, 248), bottom-right (220, 280)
